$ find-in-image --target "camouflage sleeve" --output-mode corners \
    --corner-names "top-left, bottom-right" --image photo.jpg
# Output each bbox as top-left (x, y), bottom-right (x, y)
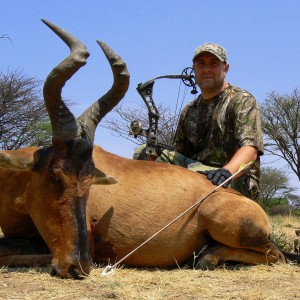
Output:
top-left (174, 105), bottom-right (194, 157)
top-left (230, 94), bottom-right (264, 155)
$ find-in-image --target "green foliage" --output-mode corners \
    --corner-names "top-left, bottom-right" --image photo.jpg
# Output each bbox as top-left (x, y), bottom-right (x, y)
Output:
top-left (258, 166), bottom-right (294, 210)
top-left (269, 205), bottom-right (293, 216)
top-left (28, 120), bottom-right (52, 147)
top-left (261, 193), bottom-right (300, 216)
top-left (266, 203), bottom-right (300, 217)
top-left (261, 89), bottom-right (300, 182)
top-left (270, 221), bottom-right (291, 251)
top-left (268, 198), bottom-right (289, 206)
top-left (0, 69), bottom-right (51, 150)
top-left (269, 214), bottom-right (300, 254)
top-left (293, 209), bottom-right (300, 217)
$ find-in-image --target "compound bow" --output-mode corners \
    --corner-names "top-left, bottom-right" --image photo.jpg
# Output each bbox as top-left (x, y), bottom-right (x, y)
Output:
top-left (129, 67), bottom-right (197, 160)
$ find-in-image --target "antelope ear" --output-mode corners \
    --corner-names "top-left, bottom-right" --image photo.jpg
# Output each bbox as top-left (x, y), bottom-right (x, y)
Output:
top-left (93, 168), bottom-right (118, 185)
top-left (0, 152), bottom-right (33, 171)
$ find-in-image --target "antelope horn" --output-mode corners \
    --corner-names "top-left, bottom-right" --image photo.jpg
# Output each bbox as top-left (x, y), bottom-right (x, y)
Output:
top-left (77, 41), bottom-right (130, 143)
top-left (41, 19), bottom-right (90, 140)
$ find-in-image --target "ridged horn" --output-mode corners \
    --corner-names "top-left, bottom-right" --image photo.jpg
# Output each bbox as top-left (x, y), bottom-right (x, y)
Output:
top-left (41, 19), bottom-right (90, 140)
top-left (77, 41), bottom-right (130, 143)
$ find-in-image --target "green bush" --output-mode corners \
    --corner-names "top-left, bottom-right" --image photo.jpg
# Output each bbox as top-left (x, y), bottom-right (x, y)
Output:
top-left (293, 209), bottom-right (300, 217)
top-left (270, 221), bottom-right (292, 251)
top-left (269, 205), bottom-right (293, 216)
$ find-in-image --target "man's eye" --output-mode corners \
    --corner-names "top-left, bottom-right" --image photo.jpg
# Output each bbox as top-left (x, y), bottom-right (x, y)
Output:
top-left (211, 61), bottom-right (219, 67)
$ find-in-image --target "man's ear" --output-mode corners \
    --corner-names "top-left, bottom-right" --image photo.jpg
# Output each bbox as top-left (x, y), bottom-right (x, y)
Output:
top-left (93, 168), bottom-right (118, 185)
top-left (225, 63), bottom-right (230, 73)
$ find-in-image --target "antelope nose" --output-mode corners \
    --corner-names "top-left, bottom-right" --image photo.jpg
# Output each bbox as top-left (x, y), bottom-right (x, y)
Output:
top-left (71, 259), bottom-right (91, 279)
top-left (50, 258), bottom-right (92, 279)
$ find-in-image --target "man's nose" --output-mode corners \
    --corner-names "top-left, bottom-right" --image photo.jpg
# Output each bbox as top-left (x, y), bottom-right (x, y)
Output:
top-left (203, 65), bottom-right (212, 73)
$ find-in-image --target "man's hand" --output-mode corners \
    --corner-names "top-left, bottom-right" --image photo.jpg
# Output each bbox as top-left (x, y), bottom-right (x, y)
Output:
top-left (198, 168), bottom-right (232, 187)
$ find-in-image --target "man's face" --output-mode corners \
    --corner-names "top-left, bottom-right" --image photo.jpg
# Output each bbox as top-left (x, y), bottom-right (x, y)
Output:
top-left (193, 52), bottom-right (229, 93)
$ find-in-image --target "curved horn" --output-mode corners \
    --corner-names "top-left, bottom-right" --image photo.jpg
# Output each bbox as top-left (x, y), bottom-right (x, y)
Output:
top-left (41, 19), bottom-right (90, 140)
top-left (77, 41), bottom-right (130, 143)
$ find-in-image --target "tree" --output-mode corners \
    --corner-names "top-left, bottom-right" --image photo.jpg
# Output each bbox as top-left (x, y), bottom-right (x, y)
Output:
top-left (259, 166), bottom-right (294, 209)
top-left (0, 69), bottom-right (51, 150)
top-left (287, 193), bottom-right (300, 209)
top-left (261, 89), bottom-right (300, 181)
top-left (0, 34), bottom-right (12, 44)
top-left (103, 102), bottom-right (179, 146)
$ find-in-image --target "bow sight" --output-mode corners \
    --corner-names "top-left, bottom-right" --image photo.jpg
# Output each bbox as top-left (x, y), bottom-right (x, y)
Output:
top-left (129, 67), bottom-right (197, 160)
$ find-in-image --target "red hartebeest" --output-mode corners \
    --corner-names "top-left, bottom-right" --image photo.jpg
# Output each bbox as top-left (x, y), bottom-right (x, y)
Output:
top-left (0, 20), bottom-right (299, 279)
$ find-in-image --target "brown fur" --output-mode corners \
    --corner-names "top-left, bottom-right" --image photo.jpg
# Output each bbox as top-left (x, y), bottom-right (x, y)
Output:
top-left (86, 145), bottom-right (286, 267)
top-left (0, 145), bottom-right (286, 272)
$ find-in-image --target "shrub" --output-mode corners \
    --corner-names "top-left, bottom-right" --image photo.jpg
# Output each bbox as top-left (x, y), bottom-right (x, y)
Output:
top-left (269, 205), bottom-right (294, 216)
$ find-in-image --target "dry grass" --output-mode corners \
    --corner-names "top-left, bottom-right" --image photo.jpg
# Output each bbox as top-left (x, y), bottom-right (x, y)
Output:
top-left (0, 263), bottom-right (300, 299)
top-left (0, 215), bottom-right (299, 300)
top-left (269, 215), bottom-right (300, 251)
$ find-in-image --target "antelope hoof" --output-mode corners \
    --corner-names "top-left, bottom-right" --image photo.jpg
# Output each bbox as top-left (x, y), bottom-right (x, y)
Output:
top-left (195, 254), bottom-right (219, 270)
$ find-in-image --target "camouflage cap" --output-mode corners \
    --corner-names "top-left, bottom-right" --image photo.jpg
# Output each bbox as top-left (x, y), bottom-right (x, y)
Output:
top-left (193, 43), bottom-right (228, 63)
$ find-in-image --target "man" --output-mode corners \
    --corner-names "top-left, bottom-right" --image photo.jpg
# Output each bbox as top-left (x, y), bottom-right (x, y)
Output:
top-left (134, 43), bottom-right (263, 200)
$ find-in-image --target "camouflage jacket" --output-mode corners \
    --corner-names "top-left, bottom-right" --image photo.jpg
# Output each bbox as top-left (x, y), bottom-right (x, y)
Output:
top-left (174, 83), bottom-right (264, 172)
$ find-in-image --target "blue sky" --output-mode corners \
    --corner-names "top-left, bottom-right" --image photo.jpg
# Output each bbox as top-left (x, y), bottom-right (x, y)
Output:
top-left (1, 0), bottom-right (300, 193)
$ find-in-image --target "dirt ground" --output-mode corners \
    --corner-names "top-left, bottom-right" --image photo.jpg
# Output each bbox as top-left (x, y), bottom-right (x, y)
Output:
top-left (1, 216), bottom-right (299, 299)
top-left (0, 263), bottom-right (300, 300)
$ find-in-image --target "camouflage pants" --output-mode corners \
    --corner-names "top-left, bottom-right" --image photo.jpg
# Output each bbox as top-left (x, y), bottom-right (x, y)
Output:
top-left (133, 144), bottom-right (259, 200)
